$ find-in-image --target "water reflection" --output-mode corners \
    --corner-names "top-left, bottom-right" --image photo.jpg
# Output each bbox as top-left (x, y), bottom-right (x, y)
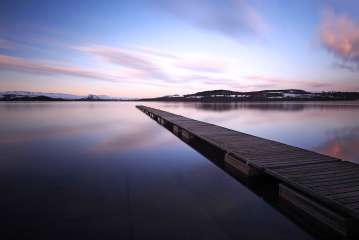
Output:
top-left (316, 127), bottom-right (359, 163)
top-left (89, 125), bottom-right (175, 154)
top-left (150, 101), bottom-right (359, 164)
top-left (0, 119), bottom-right (121, 145)
top-left (178, 101), bottom-right (359, 112)
top-left (1, 101), bottom-right (358, 239)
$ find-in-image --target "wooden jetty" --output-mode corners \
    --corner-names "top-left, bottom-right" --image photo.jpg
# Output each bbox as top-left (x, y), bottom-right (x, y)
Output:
top-left (137, 105), bottom-right (359, 237)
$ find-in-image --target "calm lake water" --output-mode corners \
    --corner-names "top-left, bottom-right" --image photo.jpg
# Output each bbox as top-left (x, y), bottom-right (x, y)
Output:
top-left (1, 101), bottom-right (359, 239)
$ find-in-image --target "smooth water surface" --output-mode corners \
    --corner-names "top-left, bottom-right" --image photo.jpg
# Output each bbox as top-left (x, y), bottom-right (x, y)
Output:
top-left (1, 101), bottom-right (359, 239)
top-left (154, 101), bottom-right (359, 164)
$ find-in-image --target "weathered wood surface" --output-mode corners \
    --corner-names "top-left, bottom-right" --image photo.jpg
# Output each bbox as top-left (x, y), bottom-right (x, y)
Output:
top-left (137, 105), bottom-right (359, 225)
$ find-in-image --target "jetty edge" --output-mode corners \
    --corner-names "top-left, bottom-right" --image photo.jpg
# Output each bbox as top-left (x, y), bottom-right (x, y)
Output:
top-left (136, 105), bottom-right (359, 237)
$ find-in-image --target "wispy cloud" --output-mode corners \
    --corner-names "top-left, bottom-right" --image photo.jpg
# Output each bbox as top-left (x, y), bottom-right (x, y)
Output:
top-left (319, 9), bottom-right (359, 71)
top-left (1, 41), bottom-right (231, 88)
top-left (133, 45), bottom-right (228, 74)
top-left (244, 75), bottom-right (287, 84)
top-left (131, 45), bottom-right (179, 59)
top-left (0, 54), bottom-right (123, 82)
top-left (155, 0), bottom-right (269, 41)
top-left (75, 45), bottom-right (171, 81)
top-left (175, 59), bottom-right (226, 73)
top-left (74, 44), bottom-right (233, 84)
top-left (243, 75), bottom-right (336, 90)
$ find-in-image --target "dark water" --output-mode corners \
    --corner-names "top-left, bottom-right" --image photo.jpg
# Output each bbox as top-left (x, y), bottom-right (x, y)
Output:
top-left (1, 101), bottom-right (358, 239)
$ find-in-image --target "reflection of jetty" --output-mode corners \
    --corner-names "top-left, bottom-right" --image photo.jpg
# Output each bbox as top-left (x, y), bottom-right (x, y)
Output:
top-left (137, 105), bottom-right (359, 238)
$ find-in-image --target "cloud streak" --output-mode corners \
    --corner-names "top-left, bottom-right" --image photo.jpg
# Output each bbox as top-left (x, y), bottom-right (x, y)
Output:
top-left (76, 45), bottom-right (171, 81)
top-left (320, 10), bottom-right (359, 71)
top-left (132, 45), bottom-right (227, 74)
top-left (175, 59), bottom-right (226, 73)
top-left (75, 44), bottom-right (233, 84)
top-left (0, 54), bottom-right (125, 82)
top-left (243, 75), bottom-right (336, 90)
top-left (131, 45), bottom-right (179, 59)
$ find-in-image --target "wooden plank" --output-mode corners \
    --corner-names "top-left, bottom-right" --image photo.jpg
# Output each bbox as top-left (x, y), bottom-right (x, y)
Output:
top-left (312, 181), bottom-right (359, 192)
top-left (276, 166), bottom-right (358, 178)
top-left (297, 173), bottom-right (359, 184)
top-left (305, 177), bottom-right (359, 188)
top-left (258, 160), bottom-right (336, 168)
top-left (268, 161), bottom-right (346, 172)
top-left (313, 185), bottom-right (359, 196)
top-left (260, 158), bottom-right (335, 165)
top-left (346, 202), bottom-right (359, 209)
top-left (330, 191), bottom-right (359, 201)
top-left (247, 155), bottom-right (329, 163)
top-left (279, 184), bottom-right (353, 237)
top-left (289, 169), bottom-right (359, 181)
top-left (335, 196), bottom-right (359, 205)
top-left (272, 162), bottom-right (352, 173)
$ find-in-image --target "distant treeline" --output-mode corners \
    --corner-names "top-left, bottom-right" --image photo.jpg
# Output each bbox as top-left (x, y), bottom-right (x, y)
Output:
top-left (1, 89), bottom-right (359, 102)
top-left (139, 89), bottom-right (359, 102)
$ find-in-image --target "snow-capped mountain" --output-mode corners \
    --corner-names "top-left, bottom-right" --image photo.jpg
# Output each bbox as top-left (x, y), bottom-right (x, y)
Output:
top-left (84, 94), bottom-right (116, 100)
top-left (0, 91), bottom-right (121, 101)
top-left (0, 91), bottom-right (83, 100)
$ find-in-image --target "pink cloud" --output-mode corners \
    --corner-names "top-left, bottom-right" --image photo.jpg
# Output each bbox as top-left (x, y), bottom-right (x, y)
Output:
top-left (244, 75), bottom-right (287, 84)
top-left (320, 10), bottom-right (359, 70)
top-left (75, 44), bottom-right (231, 82)
top-left (0, 54), bottom-right (128, 82)
top-left (76, 45), bottom-right (170, 81)
top-left (243, 75), bottom-right (339, 91)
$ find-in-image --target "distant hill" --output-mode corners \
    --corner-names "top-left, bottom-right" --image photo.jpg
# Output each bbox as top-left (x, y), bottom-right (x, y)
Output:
top-left (0, 91), bottom-right (83, 100)
top-left (140, 89), bottom-right (359, 102)
top-left (0, 91), bottom-right (124, 101)
top-left (2, 89), bottom-right (359, 102)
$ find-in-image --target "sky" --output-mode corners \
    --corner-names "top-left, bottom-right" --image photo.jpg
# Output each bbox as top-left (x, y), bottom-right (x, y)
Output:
top-left (0, 0), bottom-right (359, 97)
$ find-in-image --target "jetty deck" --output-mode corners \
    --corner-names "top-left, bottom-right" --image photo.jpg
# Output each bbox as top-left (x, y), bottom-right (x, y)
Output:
top-left (137, 105), bottom-right (359, 237)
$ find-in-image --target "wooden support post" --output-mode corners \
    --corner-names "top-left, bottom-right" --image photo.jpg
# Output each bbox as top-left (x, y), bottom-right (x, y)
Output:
top-left (160, 118), bottom-right (166, 125)
top-left (224, 153), bottom-right (261, 177)
top-left (173, 125), bottom-right (180, 135)
top-left (181, 129), bottom-right (193, 141)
